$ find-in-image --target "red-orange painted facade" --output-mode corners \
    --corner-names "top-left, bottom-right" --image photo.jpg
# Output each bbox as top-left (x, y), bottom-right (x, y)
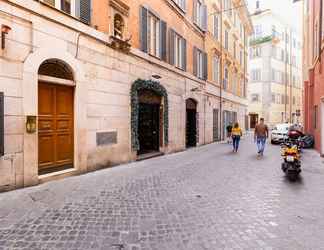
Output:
top-left (303, 0), bottom-right (324, 153)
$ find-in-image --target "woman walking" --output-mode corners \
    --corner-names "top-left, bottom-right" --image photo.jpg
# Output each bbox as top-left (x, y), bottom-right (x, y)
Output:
top-left (231, 122), bottom-right (242, 152)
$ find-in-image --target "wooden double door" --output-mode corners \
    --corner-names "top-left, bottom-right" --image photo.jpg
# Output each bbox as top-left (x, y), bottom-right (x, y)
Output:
top-left (38, 82), bottom-right (74, 175)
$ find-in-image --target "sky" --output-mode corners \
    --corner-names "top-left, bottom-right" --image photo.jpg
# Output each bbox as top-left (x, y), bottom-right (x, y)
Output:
top-left (246, 0), bottom-right (303, 33)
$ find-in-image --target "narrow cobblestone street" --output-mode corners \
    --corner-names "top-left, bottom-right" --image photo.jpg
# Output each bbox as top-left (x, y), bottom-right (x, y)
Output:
top-left (1, 137), bottom-right (324, 250)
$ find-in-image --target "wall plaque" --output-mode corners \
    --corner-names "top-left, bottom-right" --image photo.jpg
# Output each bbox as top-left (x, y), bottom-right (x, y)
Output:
top-left (96, 131), bottom-right (117, 146)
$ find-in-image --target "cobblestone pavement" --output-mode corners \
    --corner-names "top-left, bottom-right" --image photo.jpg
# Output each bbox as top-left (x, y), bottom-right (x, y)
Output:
top-left (1, 137), bottom-right (324, 250)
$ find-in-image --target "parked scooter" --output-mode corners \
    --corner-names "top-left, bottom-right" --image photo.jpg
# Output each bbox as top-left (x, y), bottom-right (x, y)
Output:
top-left (281, 140), bottom-right (302, 181)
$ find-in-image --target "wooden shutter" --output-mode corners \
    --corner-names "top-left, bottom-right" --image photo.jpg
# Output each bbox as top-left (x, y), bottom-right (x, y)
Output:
top-left (203, 52), bottom-right (208, 80)
top-left (169, 29), bottom-right (175, 65)
top-left (182, 39), bottom-right (187, 71)
top-left (160, 21), bottom-right (167, 62)
top-left (79, 0), bottom-right (91, 24)
top-left (140, 6), bottom-right (148, 53)
top-left (182, 0), bottom-right (186, 11)
top-left (0, 92), bottom-right (4, 157)
top-left (202, 4), bottom-right (208, 31)
top-left (193, 47), bottom-right (197, 76)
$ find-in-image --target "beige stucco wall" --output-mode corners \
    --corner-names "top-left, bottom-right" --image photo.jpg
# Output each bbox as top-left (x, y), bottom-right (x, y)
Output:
top-left (0, 1), bottom-right (248, 191)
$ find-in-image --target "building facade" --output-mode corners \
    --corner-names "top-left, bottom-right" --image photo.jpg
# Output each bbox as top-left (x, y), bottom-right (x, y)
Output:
top-left (0, 0), bottom-right (252, 191)
top-left (247, 4), bottom-right (303, 129)
top-left (303, 0), bottom-right (324, 154)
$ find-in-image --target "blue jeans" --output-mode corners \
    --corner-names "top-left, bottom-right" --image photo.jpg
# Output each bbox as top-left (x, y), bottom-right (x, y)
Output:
top-left (232, 136), bottom-right (241, 151)
top-left (256, 137), bottom-right (267, 153)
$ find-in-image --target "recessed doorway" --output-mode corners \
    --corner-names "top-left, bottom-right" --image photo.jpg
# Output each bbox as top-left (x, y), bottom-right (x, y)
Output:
top-left (186, 98), bottom-right (198, 148)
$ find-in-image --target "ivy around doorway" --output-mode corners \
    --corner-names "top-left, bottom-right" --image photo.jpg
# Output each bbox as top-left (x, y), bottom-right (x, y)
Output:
top-left (130, 79), bottom-right (169, 151)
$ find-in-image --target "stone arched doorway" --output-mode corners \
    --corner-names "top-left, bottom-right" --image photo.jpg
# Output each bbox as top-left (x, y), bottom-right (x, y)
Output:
top-left (186, 98), bottom-right (198, 148)
top-left (131, 79), bottom-right (168, 156)
top-left (38, 59), bottom-right (75, 175)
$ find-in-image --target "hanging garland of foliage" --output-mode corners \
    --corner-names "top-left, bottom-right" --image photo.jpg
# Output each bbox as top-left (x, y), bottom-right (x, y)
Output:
top-left (131, 79), bottom-right (169, 151)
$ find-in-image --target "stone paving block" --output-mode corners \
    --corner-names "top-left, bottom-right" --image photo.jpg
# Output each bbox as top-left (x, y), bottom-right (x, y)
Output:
top-left (1, 138), bottom-right (324, 249)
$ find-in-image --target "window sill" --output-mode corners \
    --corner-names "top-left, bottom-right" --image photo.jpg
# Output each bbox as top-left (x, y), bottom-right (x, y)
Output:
top-left (148, 53), bottom-right (162, 61)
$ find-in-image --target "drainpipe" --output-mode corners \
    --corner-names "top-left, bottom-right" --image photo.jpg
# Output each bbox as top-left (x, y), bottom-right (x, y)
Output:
top-left (219, 0), bottom-right (224, 140)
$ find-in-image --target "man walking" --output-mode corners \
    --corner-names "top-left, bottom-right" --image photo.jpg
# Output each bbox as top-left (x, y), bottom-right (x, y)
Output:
top-left (254, 118), bottom-right (269, 156)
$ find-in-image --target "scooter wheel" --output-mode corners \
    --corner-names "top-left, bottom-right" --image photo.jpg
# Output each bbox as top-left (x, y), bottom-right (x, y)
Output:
top-left (287, 171), bottom-right (298, 182)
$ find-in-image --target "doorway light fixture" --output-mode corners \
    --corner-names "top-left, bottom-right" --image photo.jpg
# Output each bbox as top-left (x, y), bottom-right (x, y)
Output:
top-left (151, 74), bottom-right (162, 80)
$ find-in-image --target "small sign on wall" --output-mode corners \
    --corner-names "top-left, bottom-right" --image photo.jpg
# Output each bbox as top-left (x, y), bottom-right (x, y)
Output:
top-left (0, 92), bottom-right (4, 156)
top-left (96, 131), bottom-right (118, 146)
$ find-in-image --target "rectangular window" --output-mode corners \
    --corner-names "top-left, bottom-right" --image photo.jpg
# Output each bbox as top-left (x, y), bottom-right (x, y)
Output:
top-left (148, 13), bottom-right (160, 57)
top-left (224, 67), bottom-right (229, 90)
top-left (212, 55), bottom-right (220, 83)
top-left (233, 41), bottom-right (236, 59)
top-left (250, 46), bottom-right (261, 59)
top-left (240, 50), bottom-right (243, 66)
top-left (251, 69), bottom-right (261, 81)
top-left (213, 14), bottom-right (219, 40)
top-left (194, 47), bottom-right (207, 80)
top-left (225, 29), bottom-right (229, 50)
top-left (251, 94), bottom-right (259, 102)
top-left (174, 0), bottom-right (186, 10)
top-left (173, 32), bottom-right (186, 70)
top-left (197, 50), bottom-right (203, 78)
top-left (271, 93), bottom-right (276, 103)
top-left (254, 25), bottom-right (262, 38)
top-left (272, 46), bottom-right (277, 59)
top-left (194, 0), bottom-right (207, 31)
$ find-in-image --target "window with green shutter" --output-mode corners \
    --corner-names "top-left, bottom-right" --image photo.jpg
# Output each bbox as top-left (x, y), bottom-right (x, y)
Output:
top-left (140, 6), bottom-right (167, 60)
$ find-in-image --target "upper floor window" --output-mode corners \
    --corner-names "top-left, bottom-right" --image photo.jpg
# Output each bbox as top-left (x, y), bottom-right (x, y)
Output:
top-left (233, 40), bottom-right (237, 59)
top-left (224, 67), bottom-right (229, 89)
top-left (194, 47), bottom-right (207, 80)
top-left (173, 0), bottom-right (186, 10)
top-left (240, 24), bottom-right (244, 38)
top-left (140, 6), bottom-right (167, 61)
top-left (194, 0), bottom-right (207, 31)
top-left (40, 0), bottom-right (91, 24)
top-left (240, 50), bottom-right (243, 66)
top-left (225, 29), bottom-right (229, 50)
top-left (251, 69), bottom-right (261, 82)
top-left (249, 46), bottom-right (261, 59)
top-left (253, 25), bottom-right (262, 38)
top-left (224, 0), bottom-right (232, 18)
top-left (212, 55), bottom-right (220, 83)
top-left (170, 30), bottom-right (187, 71)
top-left (251, 94), bottom-right (259, 102)
top-left (148, 13), bottom-right (160, 57)
top-left (213, 14), bottom-right (220, 40)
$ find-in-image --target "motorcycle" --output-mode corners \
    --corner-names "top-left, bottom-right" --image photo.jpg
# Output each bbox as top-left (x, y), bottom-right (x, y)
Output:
top-left (281, 140), bottom-right (302, 181)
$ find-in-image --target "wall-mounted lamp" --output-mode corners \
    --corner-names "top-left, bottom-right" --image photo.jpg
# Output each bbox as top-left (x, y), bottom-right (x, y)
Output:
top-left (190, 87), bottom-right (202, 92)
top-left (151, 74), bottom-right (162, 80)
top-left (1, 25), bottom-right (11, 50)
top-left (26, 116), bottom-right (37, 134)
